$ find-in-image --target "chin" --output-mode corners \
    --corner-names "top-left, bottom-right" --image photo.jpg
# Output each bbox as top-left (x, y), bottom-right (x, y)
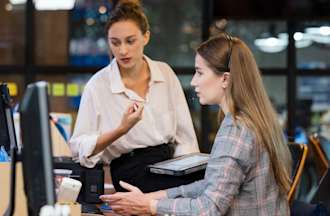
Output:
top-left (120, 63), bottom-right (135, 69)
top-left (200, 98), bottom-right (216, 106)
top-left (199, 98), bottom-right (207, 105)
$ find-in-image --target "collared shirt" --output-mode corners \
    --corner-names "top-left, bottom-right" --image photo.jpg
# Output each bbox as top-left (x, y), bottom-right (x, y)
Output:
top-left (69, 56), bottom-right (199, 168)
top-left (157, 113), bottom-right (290, 216)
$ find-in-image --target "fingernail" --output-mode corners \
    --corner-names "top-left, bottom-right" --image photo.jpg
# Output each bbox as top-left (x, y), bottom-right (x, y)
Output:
top-left (133, 103), bottom-right (138, 111)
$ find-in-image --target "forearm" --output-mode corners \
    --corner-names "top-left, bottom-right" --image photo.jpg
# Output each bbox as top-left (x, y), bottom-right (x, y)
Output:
top-left (178, 179), bottom-right (205, 198)
top-left (157, 195), bottom-right (224, 216)
top-left (91, 126), bottom-right (126, 156)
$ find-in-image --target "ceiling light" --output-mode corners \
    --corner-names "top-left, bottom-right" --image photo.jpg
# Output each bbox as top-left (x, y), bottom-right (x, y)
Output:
top-left (9, 0), bottom-right (76, 10)
top-left (35, 0), bottom-right (75, 10)
top-left (5, 3), bottom-right (13, 11)
top-left (278, 32), bottom-right (312, 49)
top-left (9, 0), bottom-right (25, 4)
top-left (305, 26), bottom-right (330, 44)
top-left (294, 32), bottom-right (303, 40)
top-left (98, 6), bottom-right (107, 14)
top-left (320, 26), bottom-right (330, 36)
top-left (254, 36), bottom-right (287, 53)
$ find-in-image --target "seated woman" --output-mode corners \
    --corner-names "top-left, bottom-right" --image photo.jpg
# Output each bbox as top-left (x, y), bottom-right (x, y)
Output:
top-left (69, 1), bottom-right (200, 193)
top-left (100, 33), bottom-right (292, 215)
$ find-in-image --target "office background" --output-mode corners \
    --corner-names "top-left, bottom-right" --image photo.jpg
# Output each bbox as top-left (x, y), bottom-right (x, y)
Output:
top-left (0, 0), bottom-right (330, 153)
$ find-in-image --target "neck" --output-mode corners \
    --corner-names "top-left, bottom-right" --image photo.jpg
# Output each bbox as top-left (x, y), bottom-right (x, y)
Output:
top-left (219, 97), bottom-right (229, 115)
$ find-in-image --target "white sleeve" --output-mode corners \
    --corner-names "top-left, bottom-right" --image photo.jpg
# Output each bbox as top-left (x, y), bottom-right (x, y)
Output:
top-left (68, 87), bottom-right (102, 168)
top-left (169, 67), bottom-right (200, 156)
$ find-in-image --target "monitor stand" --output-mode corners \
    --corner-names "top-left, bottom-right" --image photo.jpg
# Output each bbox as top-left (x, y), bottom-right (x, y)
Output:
top-left (4, 147), bottom-right (21, 216)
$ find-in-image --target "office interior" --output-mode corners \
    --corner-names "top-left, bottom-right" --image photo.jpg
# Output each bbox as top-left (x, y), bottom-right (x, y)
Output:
top-left (1, 0), bottom-right (330, 215)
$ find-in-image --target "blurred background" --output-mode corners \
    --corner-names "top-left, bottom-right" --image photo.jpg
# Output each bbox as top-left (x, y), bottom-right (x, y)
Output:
top-left (0, 0), bottom-right (330, 153)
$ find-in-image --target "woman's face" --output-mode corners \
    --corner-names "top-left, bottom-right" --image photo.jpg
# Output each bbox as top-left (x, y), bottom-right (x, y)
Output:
top-left (191, 54), bottom-right (228, 105)
top-left (108, 20), bottom-right (150, 70)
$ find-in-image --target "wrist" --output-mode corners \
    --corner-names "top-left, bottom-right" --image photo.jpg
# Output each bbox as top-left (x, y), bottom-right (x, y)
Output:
top-left (145, 190), bottom-right (167, 200)
top-left (149, 199), bottom-right (158, 215)
top-left (117, 125), bottom-right (128, 135)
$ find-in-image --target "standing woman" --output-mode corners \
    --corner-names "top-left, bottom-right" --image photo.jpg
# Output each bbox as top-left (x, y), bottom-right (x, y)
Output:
top-left (100, 33), bottom-right (292, 215)
top-left (69, 0), bottom-right (200, 193)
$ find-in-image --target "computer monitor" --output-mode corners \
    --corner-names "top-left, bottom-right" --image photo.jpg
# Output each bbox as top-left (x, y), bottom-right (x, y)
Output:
top-left (1, 84), bottom-right (20, 216)
top-left (20, 81), bottom-right (56, 215)
top-left (0, 84), bottom-right (11, 155)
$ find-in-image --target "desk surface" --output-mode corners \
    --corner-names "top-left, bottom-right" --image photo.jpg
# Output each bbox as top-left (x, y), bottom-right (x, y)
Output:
top-left (0, 162), bottom-right (28, 216)
top-left (0, 162), bottom-right (113, 216)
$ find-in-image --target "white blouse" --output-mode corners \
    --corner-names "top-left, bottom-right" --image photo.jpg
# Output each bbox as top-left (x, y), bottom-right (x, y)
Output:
top-left (69, 56), bottom-right (199, 168)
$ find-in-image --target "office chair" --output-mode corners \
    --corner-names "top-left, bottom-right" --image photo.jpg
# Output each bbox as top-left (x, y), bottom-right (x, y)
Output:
top-left (299, 134), bottom-right (330, 203)
top-left (309, 133), bottom-right (329, 172)
top-left (288, 143), bottom-right (308, 204)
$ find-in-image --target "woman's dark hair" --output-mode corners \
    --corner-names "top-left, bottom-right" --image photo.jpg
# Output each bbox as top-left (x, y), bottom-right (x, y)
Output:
top-left (105, 0), bottom-right (149, 34)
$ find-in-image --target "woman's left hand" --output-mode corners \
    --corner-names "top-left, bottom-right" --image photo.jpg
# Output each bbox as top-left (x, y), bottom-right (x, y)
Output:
top-left (99, 181), bottom-right (152, 216)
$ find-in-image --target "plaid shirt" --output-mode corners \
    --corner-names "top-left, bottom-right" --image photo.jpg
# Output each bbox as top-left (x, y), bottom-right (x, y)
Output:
top-left (157, 113), bottom-right (290, 216)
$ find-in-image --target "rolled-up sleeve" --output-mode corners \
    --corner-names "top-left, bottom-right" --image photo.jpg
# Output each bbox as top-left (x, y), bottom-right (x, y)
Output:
top-left (69, 86), bottom-right (103, 168)
top-left (166, 179), bottom-right (205, 199)
top-left (157, 123), bottom-right (256, 215)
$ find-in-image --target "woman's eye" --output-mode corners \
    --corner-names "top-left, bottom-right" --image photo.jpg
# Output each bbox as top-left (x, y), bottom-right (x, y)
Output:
top-left (127, 39), bottom-right (136, 44)
top-left (111, 41), bottom-right (120, 47)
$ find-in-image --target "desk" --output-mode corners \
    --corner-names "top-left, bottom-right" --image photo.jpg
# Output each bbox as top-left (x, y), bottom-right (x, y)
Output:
top-left (0, 162), bottom-right (28, 216)
top-left (0, 162), bottom-right (113, 216)
top-left (0, 163), bottom-right (82, 216)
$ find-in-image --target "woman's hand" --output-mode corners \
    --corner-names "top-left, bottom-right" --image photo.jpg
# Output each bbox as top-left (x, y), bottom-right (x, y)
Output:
top-left (91, 103), bottom-right (143, 156)
top-left (119, 103), bottom-right (144, 134)
top-left (100, 181), bottom-right (156, 216)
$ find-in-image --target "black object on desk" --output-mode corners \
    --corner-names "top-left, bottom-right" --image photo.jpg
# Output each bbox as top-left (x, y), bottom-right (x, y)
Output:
top-left (53, 157), bottom-right (104, 205)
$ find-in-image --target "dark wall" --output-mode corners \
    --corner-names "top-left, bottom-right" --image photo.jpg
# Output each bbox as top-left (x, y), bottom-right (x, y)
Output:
top-left (213, 0), bottom-right (330, 19)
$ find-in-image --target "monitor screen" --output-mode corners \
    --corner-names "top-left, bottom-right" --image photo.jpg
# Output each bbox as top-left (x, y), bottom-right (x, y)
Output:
top-left (20, 81), bottom-right (56, 215)
top-left (0, 84), bottom-right (10, 154)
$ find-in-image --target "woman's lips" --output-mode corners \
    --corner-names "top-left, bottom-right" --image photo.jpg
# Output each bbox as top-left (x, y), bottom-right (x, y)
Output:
top-left (121, 57), bottom-right (131, 64)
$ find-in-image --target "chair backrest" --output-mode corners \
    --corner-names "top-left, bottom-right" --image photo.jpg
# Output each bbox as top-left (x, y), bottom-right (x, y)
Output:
top-left (288, 143), bottom-right (308, 203)
top-left (308, 133), bottom-right (329, 183)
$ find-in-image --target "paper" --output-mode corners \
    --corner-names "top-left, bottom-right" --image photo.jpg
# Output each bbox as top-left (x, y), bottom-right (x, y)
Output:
top-left (52, 83), bottom-right (65, 96)
top-left (66, 83), bottom-right (79, 97)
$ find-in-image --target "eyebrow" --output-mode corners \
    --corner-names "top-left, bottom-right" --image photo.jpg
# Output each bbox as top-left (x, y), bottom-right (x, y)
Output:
top-left (108, 35), bottom-right (136, 40)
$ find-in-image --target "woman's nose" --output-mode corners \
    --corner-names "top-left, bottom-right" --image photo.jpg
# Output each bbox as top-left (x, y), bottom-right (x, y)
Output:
top-left (190, 75), bottom-right (197, 87)
top-left (119, 44), bottom-right (128, 55)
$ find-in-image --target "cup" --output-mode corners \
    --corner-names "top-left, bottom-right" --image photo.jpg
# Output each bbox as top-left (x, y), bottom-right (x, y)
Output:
top-left (54, 169), bottom-right (72, 194)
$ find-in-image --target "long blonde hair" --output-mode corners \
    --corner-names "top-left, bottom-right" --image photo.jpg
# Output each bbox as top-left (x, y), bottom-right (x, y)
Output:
top-left (197, 33), bottom-right (292, 195)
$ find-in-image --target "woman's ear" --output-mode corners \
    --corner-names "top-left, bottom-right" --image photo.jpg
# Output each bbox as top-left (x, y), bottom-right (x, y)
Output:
top-left (221, 72), bottom-right (230, 88)
top-left (143, 30), bottom-right (150, 46)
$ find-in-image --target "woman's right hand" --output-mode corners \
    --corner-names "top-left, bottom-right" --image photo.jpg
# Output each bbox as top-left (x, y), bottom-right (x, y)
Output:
top-left (119, 102), bottom-right (144, 134)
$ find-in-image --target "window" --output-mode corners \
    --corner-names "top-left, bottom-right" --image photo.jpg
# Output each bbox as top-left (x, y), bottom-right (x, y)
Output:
top-left (297, 76), bottom-right (330, 133)
top-left (296, 21), bottom-right (330, 69)
top-left (143, 0), bottom-right (202, 67)
top-left (226, 20), bottom-right (287, 68)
